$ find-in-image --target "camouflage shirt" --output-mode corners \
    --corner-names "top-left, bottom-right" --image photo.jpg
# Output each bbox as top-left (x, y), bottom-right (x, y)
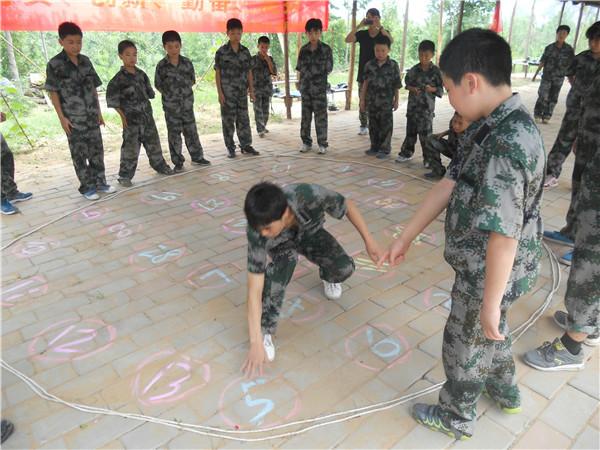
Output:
top-left (251, 54), bottom-right (277, 97)
top-left (106, 67), bottom-right (155, 126)
top-left (567, 50), bottom-right (600, 98)
top-left (295, 41), bottom-right (333, 96)
top-left (540, 41), bottom-right (574, 79)
top-left (214, 42), bottom-right (252, 99)
top-left (247, 183), bottom-right (347, 273)
top-left (444, 94), bottom-right (545, 300)
top-left (363, 57), bottom-right (402, 110)
top-left (44, 50), bottom-right (102, 129)
top-left (154, 55), bottom-right (196, 114)
top-left (404, 62), bottom-right (443, 119)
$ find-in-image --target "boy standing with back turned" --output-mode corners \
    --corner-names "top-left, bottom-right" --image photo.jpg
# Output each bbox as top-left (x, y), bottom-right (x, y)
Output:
top-left (381, 29), bottom-right (545, 440)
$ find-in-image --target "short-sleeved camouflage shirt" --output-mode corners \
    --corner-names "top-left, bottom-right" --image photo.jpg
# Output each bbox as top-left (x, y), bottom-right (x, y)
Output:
top-left (540, 42), bottom-right (574, 80)
top-left (567, 50), bottom-right (600, 97)
top-left (444, 94), bottom-right (545, 300)
top-left (251, 54), bottom-right (277, 97)
top-left (106, 67), bottom-right (155, 126)
top-left (214, 42), bottom-right (252, 99)
top-left (44, 50), bottom-right (102, 129)
top-left (295, 41), bottom-right (333, 96)
top-left (363, 57), bottom-right (402, 110)
top-left (154, 55), bottom-right (196, 114)
top-left (247, 183), bottom-right (347, 273)
top-left (404, 62), bottom-right (444, 120)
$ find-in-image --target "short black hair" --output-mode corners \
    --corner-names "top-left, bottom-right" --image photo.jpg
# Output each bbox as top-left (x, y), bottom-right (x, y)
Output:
top-left (118, 40), bottom-right (136, 55)
top-left (258, 35), bottom-right (270, 45)
top-left (305, 18), bottom-right (323, 32)
top-left (556, 24), bottom-right (570, 34)
top-left (162, 30), bottom-right (181, 45)
top-left (244, 182), bottom-right (288, 230)
top-left (374, 34), bottom-right (391, 48)
top-left (58, 22), bottom-right (82, 39)
top-left (366, 7), bottom-right (380, 18)
top-left (586, 21), bottom-right (600, 40)
top-left (227, 18), bottom-right (243, 31)
top-left (440, 28), bottom-right (512, 87)
top-left (418, 40), bottom-right (435, 54)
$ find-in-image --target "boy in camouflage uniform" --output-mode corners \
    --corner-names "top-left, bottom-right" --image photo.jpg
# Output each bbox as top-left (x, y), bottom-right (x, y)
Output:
top-left (395, 40), bottom-right (443, 165)
top-left (382, 29), bottom-right (545, 440)
top-left (296, 18), bottom-right (333, 155)
top-left (1, 113), bottom-right (33, 215)
top-left (422, 112), bottom-right (470, 179)
top-left (532, 25), bottom-right (574, 123)
top-left (45, 22), bottom-right (114, 200)
top-left (240, 182), bottom-right (383, 378)
top-left (251, 36), bottom-right (277, 138)
top-left (155, 30), bottom-right (210, 172)
top-left (215, 18), bottom-right (259, 159)
top-left (106, 40), bottom-right (174, 187)
top-left (543, 22), bottom-right (600, 252)
top-left (359, 34), bottom-right (401, 159)
top-left (524, 73), bottom-right (600, 370)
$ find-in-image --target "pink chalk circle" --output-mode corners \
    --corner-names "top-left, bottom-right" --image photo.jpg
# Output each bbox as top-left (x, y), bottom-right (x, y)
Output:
top-left (75, 206), bottom-right (110, 222)
top-left (140, 190), bottom-right (185, 205)
top-left (365, 195), bottom-right (409, 210)
top-left (190, 197), bottom-right (233, 214)
top-left (1, 275), bottom-right (48, 308)
top-left (186, 264), bottom-right (236, 290)
top-left (11, 238), bottom-right (61, 259)
top-left (128, 240), bottom-right (187, 272)
top-left (222, 216), bottom-right (248, 236)
top-left (218, 376), bottom-right (302, 430)
top-left (345, 323), bottom-right (412, 372)
top-left (28, 318), bottom-right (117, 362)
top-left (99, 221), bottom-right (143, 240)
top-left (280, 289), bottom-right (325, 324)
top-left (132, 350), bottom-right (211, 407)
top-left (367, 178), bottom-right (405, 191)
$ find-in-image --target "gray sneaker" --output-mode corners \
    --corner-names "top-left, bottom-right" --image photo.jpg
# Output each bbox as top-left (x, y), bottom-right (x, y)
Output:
top-left (523, 338), bottom-right (585, 371)
top-left (553, 311), bottom-right (600, 346)
top-left (395, 154), bottom-right (413, 163)
top-left (300, 144), bottom-right (312, 153)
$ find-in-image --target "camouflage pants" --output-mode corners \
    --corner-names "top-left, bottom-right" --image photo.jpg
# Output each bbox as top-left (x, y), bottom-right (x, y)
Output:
top-left (221, 96), bottom-right (252, 152)
top-left (1, 134), bottom-right (18, 201)
top-left (67, 126), bottom-right (107, 194)
top-left (368, 108), bottom-right (393, 154)
top-left (439, 284), bottom-right (519, 436)
top-left (533, 77), bottom-right (564, 119)
top-left (564, 128), bottom-right (600, 336)
top-left (165, 110), bottom-right (204, 167)
top-left (253, 94), bottom-right (271, 133)
top-left (423, 135), bottom-right (456, 176)
top-left (358, 81), bottom-right (368, 128)
top-left (261, 227), bottom-right (355, 335)
top-left (546, 90), bottom-right (582, 179)
top-left (399, 115), bottom-right (432, 159)
top-left (300, 92), bottom-right (328, 148)
top-left (119, 121), bottom-right (169, 181)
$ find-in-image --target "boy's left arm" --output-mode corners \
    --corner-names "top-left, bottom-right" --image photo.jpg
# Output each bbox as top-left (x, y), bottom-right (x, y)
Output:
top-left (345, 199), bottom-right (384, 264)
top-left (90, 61), bottom-right (104, 125)
top-left (144, 72), bottom-right (155, 99)
top-left (325, 46), bottom-right (334, 75)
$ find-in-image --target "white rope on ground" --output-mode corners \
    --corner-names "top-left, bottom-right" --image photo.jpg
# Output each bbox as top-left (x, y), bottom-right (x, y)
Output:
top-left (0, 154), bottom-right (561, 442)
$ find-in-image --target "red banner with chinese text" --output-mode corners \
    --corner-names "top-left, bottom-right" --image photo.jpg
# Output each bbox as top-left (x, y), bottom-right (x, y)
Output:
top-left (0, 0), bottom-right (329, 33)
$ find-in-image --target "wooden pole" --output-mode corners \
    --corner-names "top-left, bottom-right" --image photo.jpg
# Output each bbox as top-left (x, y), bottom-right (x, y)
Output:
top-left (283, 2), bottom-right (292, 119)
top-left (437, 0), bottom-right (444, 64)
top-left (345, 0), bottom-right (357, 110)
top-left (456, 0), bottom-right (464, 34)
top-left (399, 0), bottom-right (410, 75)
top-left (558, 1), bottom-right (566, 26)
top-left (573, 2), bottom-right (585, 53)
top-left (524, 0), bottom-right (536, 60)
top-left (40, 32), bottom-right (49, 63)
top-left (508, 0), bottom-right (518, 45)
top-left (3, 31), bottom-right (23, 95)
top-left (596, 6), bottom-right (599, 22)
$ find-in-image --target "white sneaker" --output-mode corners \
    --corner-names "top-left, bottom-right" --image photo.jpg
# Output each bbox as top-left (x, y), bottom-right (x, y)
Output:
top-left (323, 281), bottom-right (342, 300)
top-left (97, 184), bottom-right (116, 194)
top-left (300, 144), bottom-right (312, 153)
top-left (263, 334), bottom-right (275, 362)
top-left (358, 127), bottom-right (368, 136)
top-left (543, 176), bottom-right (559, 189)
top-left (318, 146), bottom-right (327, 155)
top-left (395, 155), bottom-right (413, 163)
top-left (83, 190), bottom-right (100, 201)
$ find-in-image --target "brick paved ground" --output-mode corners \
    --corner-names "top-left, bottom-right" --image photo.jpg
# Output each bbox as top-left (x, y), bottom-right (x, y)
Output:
top-left (1, 79), bottom-right (598, 449)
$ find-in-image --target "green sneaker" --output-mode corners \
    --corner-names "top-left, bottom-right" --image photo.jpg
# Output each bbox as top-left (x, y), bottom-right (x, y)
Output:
top-left (412, 403), bottom-right (471, 441)
top-left (523, 337), bottom-right (585, 371)
top-left (482, 389), bottom-right (522, 414)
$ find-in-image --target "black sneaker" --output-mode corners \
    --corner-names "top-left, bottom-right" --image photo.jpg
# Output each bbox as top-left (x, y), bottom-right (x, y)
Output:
top-left (424, 171), bottom-right (445, 180)
top-left (157, 166), bottom-right (174, 175)
top-left (118, 178), bottom-right (132, 187)
top-left (1, 420), bottom-right (14, 444)
top-left (365, 148), bottom-right (378, 156)
top-left (227, 149), bottom-right (236, 158)
top-left (192, 158), bottom-right (211, 165)
top-left (241, 145), bottom-right (260, 156)
top-left (174, 165), bottom-right (184, 173)
top-left (412, 404), bottom-right (470, 441)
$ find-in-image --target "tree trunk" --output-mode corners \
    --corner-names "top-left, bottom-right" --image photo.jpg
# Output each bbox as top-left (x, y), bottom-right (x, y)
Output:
top-left (456, 0), bottom-right (464, 34)
top-left (508, 0), bottom-right (518, 45)
top-left (524, 0), bottom-right (536, 60)
top-left (437, 0), bottom-right (444, 64)
top-left (3, 31), bottom-right (23, 95)
top-left (345, 0), bottom-right (357, 110)
top-left (399, 0), bottom-right (410, 75)
top-left (573, 3), bottom-right (585, 53)
top-left (40, 31), bottom-right (49, 63)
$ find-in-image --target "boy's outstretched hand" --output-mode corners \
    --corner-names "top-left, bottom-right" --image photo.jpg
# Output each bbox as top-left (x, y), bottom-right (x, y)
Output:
top-left (379, 235), bottom-right (411, 268)
top-left (365, 239), bottom-right (385, 267)
top-left (241, 342), bottom-right (266, 379)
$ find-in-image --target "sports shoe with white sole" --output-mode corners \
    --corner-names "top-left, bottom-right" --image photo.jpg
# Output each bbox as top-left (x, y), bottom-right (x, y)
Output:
top-left (395, 154), bottom-right (413, 163)
top-left (318, 146), bottom-right (327, 155)
top-left (263, 334), bottom-right (275, 362)
top-left (300, 144), bottom-right (311, 153)
top-left (523, 337), bottom-right (585, 371)
top-left (83, 190), bottom-right (100, 201)
top-left (553, 310), bottom-right (600, 346)
top-left (323, 281), bottom-right (342, 300)
top-left (358, 127), bottom-right (368, 135)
